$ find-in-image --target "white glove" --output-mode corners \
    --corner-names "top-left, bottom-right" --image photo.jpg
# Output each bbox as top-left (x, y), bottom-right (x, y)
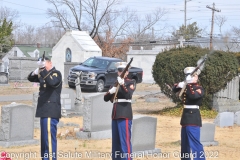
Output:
top-left (109, 87), bottom-right (116, 94)
top-left (177, 81), bottom-right (185, 88)
top-left (186, 75), bottom-right (194, 83)
top-left (37, 59), bottom-right (45, 68)
top-left (33, 68), bottom-right (39, 75)
top-left (117, 77), bottom-right (124, 85)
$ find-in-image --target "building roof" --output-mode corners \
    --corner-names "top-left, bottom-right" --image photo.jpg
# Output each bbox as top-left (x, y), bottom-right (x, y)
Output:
top-left (71, 31), bottom-right (101, 52)
top-left (16, 45), bottom-right (52, 57)
top-left (53, 30), bottom-right (101, 52)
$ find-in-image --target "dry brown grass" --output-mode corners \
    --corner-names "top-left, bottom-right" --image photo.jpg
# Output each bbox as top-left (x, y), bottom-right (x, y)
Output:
top-left (0, 83), bottom-right (239, 160)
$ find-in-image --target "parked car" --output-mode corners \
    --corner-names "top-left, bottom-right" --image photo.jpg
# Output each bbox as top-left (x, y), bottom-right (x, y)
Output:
top-left (67, 56), bottom-right (143, 92)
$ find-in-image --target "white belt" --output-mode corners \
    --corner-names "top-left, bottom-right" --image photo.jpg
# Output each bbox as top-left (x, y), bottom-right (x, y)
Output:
top-left (115, 99), bottom-right (132, 103)
top-left (184, 105), bottom-right (199, 109)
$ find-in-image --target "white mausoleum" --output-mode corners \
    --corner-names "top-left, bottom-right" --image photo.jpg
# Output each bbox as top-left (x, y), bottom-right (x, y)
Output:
top-left (52, 30), bottom-right (102, 81)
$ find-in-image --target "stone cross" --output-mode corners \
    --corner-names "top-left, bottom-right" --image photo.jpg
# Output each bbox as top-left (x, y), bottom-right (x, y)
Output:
top-left (75, 71), bottom-right (83, 104)
top-left (178, 36), bottom-right (185, 48)
top-left (0, 61), bottom-right (4, 72)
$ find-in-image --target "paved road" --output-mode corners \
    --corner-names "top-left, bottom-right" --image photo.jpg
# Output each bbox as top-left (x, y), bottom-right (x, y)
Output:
top-left (0, 90), bottom-right (160, 102)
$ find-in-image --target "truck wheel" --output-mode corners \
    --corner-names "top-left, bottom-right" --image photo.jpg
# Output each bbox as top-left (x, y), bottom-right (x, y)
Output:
top-left (95, 79), bottom-right (105, 92)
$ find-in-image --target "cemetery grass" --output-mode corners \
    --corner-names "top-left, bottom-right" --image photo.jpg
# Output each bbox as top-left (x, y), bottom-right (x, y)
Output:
top-left (0, 83), bottom-right (239, 160)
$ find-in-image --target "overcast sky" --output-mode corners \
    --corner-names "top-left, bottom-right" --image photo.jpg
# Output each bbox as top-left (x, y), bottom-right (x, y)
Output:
top-left (1, 0), bottom-right (240, 37)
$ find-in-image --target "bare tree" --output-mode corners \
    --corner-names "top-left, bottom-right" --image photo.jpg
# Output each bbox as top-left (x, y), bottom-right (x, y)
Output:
top-left (14, 25), bottom-right (37, 44)
top-left (0, 6), bottom-right (21, 31)
top-left (14, 22), bottom-right (65, 46)
top-left (232, 26), bottom-right (240, 48)
top-left (127, 8), bottom-right (168, 41)
top-left (46, 0), bottom-right (121, 38)
top-left (215, 15), bottom-right (227, 35)
top-left (99, 7), bottom-right (136, 39)
top-left (35, 23), bottom-right (65, 46)
top-left (46, 0), bottom-right (167, 41)
top-left (0, 7), bottom-right (19, 23)
top-left (232, 26), bottom-right (240, 36)
top-left (94, 31), bottom-right (133, 59)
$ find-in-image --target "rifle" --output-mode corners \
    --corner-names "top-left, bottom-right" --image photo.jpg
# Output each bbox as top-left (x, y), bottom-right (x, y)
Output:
top-left (178, 54), bottom-right (207, 99)
top-left (110, 58), bottom-right (133, 103)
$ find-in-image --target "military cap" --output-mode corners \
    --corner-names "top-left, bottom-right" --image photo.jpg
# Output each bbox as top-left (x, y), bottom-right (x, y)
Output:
top-left (184, 67), bottom-right (201, 75)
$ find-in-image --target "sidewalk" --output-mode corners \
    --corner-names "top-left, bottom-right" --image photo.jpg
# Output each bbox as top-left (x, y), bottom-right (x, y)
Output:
top-left (0, 90), bottom-right (161, 102)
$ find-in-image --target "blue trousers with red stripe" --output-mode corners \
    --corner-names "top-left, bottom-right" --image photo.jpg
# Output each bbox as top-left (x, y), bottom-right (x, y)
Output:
top-left (40, 117), bottom-right (59, 160)
top-left (181, 126), bottom-right (206, 160)
top-left (112, 119), bottom-right (132, 160)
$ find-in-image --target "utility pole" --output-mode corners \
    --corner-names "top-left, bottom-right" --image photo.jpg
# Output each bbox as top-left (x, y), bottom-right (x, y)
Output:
top-left (206, 3), bottom-right (221, 50)
top-left (184, 0), bottom-right (191, 29)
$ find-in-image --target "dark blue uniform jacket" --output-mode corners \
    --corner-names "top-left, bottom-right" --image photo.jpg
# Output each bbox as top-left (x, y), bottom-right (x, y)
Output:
top-left (28, 67), bottom-right (62, 118)
top-left (173, 83), bottom-right (204, 127)
top-left (104, 78), bottom-right (135, 120)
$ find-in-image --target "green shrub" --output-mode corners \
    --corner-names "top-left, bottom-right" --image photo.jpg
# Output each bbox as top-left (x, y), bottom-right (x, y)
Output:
top-left (152, 46), bottom-right (239, 109)
top-left (234, 52), bottom-right (240, 72)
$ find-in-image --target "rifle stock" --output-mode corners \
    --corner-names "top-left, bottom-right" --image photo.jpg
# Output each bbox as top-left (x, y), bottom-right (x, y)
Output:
top-left (110, 58), bottom-right (133, 103)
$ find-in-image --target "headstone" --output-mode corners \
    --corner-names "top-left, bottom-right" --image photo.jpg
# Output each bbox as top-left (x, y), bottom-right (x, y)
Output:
top-left (32, 88), bottom-right (82, 121)
top-left (234, 111), bottom-right (240, 125)
top-left (32, 92), bottom-right (40, 128)
top-left (0, 61), bottom-right (4, 72)
top-left (61, 88), bottom-right (82, 116)
top-left (0, 103), bottom-right (39, 147)
top-left (132, 115), bottom-right (160, 154)
top-left (0, 72), bottom-right (8, 85)
top-left (76, 93), bottom-right (112, 139)
top-left (200, 123), bottom-right (218, 146)
top-left (61, 88), bottom-right (75, 110)
top-left (214, 112), bottom-right (234, 127)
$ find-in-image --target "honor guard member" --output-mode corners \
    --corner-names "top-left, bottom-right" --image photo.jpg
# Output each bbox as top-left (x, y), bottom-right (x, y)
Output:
top-left (104, 62), bottom-right (135, 160)
top-left (172, 67), bottom-right (206, 160)
top-left (28, 56), bottom-right (62, 160)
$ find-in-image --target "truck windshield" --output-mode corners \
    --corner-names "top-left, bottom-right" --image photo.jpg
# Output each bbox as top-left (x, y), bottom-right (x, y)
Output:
top-left (82, 58), bottom-right (109, 69)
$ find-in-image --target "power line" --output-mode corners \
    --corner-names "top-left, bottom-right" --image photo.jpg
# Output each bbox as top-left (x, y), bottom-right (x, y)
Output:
top-left (2, 0), bottom-right (46, 11)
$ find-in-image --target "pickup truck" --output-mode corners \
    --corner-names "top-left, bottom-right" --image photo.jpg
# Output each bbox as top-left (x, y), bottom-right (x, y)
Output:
top-left (67, 56), bottom-right (143, 92)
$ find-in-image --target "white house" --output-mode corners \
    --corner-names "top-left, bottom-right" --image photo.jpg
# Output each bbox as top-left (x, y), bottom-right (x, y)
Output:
top-left (51, 30), bottom-right (102, 81)
top-left (127, 43), bottom-right (177, 83)
top-left (2, 45), bottom-right (52, 73)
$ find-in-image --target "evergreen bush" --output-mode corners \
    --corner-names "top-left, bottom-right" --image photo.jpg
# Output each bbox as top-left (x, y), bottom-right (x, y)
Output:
top-left (152, 46), bottom-right (239, 109)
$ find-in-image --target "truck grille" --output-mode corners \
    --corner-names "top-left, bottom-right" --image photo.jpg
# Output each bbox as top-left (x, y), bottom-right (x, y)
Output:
top-left (69, 71), bottom-right (88, 81)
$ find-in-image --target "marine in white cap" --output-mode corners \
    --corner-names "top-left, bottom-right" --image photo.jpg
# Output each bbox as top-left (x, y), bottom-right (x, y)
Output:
top-left (172, 66), bottom-right (206, 160)
top-left (104, 61), bottom-right (135, 160)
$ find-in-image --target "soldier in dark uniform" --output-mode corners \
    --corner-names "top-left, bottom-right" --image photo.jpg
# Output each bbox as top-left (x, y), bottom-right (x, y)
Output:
top-left (104, 62), bottom-right (135, 160)
top-left (172, 67), bottom-right (206, 160)
top-left (28, 56), bottom-right (62, 160)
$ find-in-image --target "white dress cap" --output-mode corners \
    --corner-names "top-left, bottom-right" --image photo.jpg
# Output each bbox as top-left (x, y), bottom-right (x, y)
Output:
top-left (184, 67), bottom-right (201, 75)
